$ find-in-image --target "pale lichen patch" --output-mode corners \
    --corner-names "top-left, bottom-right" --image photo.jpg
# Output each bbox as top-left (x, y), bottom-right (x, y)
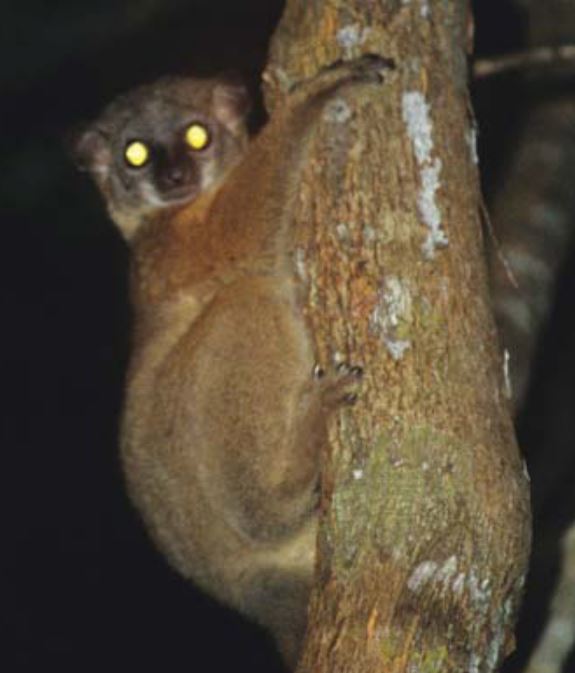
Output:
top-left (503, 349), bottom-right (512, 400)
top-left (466, 125), bottom-right (479, 165)
top-left (419, 159), bottom-right (447, 258)
top-left (468, 570), bottom-right (492, 617)
top-left (436, 555), bottom-right (458, 587)
top-left (383, 277), bottom-right (411, 327)
top-left (402, 91), bottom-right (434, 164)
top-left (408, 555), bottom-right (460, 595)
top-left (485, 597), bottom-right (516, 672)
top-left (386, 339), bottom-right (412, 361)
top-left (337, 23), bottom-right (361, 49)
top-left (294, 247), bottom-right (307, 282)
top-left (452, 572), bottom-right (466, 596)
top-left (336, 24), bottom-right (371, 58)
top-left (335, 221), bottom-right (351, 241)
top-left (369, 276), bottom-right (413, 360)
top-left (333, 351), bottom-right (345, 365)
top-left (468, 652), bottom-right (482, 673)
top-left (401, 90), bottom-right (448, 259)
top-left (408, 560), bottom-right (439, 591)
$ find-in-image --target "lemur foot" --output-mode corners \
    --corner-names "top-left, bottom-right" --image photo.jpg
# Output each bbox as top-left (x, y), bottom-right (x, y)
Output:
top-left (324, 53), bottom-right (396, 85)
top-left (286, 53), bottom-right (394, 105)
top-left (313, 361), bottom-right (364, 408)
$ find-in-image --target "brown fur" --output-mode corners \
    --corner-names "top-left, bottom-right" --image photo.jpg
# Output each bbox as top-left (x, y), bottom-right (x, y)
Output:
top-left (75, 59), bottom-right (383, 666)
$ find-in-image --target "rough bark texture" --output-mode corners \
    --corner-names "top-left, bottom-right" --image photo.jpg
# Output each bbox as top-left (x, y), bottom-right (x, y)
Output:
top-left (264, 1), bottom-right (532, 672)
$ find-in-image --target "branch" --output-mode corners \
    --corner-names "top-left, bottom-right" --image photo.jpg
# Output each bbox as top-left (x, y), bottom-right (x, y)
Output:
top-left (474, 45), bottom-right (575, 78)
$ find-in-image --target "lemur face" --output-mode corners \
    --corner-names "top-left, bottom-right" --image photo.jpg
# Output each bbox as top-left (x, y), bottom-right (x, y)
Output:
top-left (74, 76), bottom-right (251, 239)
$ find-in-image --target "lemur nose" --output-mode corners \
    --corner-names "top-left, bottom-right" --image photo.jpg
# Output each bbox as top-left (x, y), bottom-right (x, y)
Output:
top-left (157, 162), bottom-right (193, 192)
top-left (166, 165), bottom-right (185, 185)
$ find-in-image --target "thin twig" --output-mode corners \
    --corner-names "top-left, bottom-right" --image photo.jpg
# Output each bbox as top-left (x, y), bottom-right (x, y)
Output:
top-left (474, 45), bottom-right (575, 78)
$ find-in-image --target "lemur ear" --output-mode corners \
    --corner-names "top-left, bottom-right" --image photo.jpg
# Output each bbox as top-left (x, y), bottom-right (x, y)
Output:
top-left (212, 74), bottom-right (251, 133)
top-left (67, 124), bottom-right (112, 175)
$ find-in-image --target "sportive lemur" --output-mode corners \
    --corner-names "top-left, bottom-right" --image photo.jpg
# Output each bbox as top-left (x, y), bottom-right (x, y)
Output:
top-left (73, 58), bottom-right (385, 665)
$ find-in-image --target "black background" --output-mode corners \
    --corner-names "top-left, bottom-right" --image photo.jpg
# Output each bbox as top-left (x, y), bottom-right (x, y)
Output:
top-left (1, 1), bottom-right (574, 671)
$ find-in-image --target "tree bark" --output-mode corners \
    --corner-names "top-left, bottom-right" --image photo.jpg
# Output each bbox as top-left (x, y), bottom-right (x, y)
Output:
top-left (263, 1), bottom-right (531, 672)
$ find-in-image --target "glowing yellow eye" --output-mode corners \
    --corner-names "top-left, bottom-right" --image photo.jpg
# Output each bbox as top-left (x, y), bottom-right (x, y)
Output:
top-left (124, 140), bottom-right (150, 167)
top-left (185, 124), bottom-right (210, 150)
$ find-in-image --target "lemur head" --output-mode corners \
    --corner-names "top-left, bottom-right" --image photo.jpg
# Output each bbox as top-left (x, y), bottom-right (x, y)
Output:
top-left (73, 76), bottom-right (251, 240)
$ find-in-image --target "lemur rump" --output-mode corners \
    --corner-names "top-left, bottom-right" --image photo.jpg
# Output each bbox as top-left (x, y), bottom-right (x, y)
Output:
top-left (74, 58), bottom-right (382, 665)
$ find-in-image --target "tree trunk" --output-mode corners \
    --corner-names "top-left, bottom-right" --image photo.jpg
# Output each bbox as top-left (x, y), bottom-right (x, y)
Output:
top-left (263, 1), bottom-right (532, 672)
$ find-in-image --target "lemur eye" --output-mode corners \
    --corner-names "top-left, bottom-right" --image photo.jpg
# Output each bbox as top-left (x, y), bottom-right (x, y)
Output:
top-left (124, 140), bottom-right (150, 167)
top-left (185, 123), bottom-right (210, 151)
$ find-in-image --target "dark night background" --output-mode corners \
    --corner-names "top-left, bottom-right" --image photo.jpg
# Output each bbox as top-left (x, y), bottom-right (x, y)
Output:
top-left (1, 1), bottom-right (574, 671)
